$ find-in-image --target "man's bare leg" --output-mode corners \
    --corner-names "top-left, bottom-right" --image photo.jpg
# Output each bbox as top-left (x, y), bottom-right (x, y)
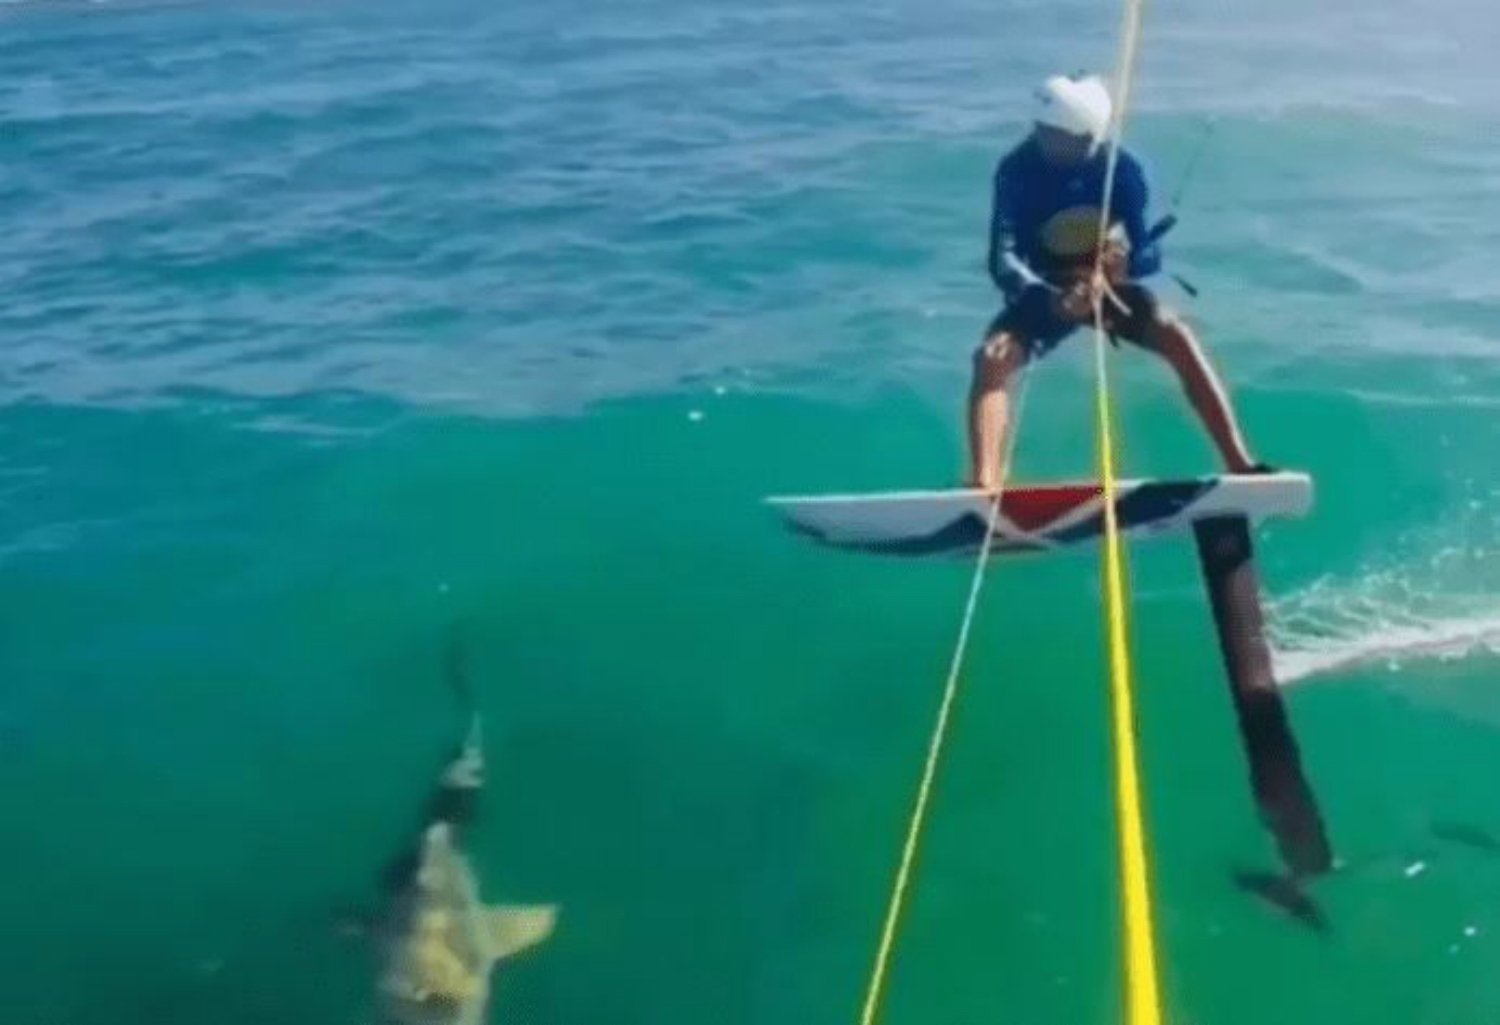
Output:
top-left (1144, 313), bottom-right (1259, 473)
top-left (967, 334), bottom-right (1027, 490)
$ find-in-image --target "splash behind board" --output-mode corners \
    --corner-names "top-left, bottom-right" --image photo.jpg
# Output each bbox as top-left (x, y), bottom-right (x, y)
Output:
top-left (768, 473), bottom-right (1312, 557)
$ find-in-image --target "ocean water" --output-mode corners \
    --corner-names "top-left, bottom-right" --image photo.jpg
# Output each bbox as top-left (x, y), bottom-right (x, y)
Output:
top-left (3, 0), bottom-right (1500, 1022)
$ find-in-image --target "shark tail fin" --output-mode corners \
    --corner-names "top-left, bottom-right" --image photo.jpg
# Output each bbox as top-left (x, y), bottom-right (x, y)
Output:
top-left (482, 905), bottom-right (558, 961)
top-left (440, 712), bottom-right (484, 792)
top-left (439, 625), bottom-right (484, 791)
top-left (444, 624), bottom-right (475, 710)
top-left (461, 713), bottom-right (482, 761)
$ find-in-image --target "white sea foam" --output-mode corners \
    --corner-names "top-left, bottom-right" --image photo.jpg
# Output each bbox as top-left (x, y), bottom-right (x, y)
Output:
top-left (1269, 531), bottom-right (1500, 684)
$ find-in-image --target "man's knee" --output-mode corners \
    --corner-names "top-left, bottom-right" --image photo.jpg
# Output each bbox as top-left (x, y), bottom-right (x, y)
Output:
top-left (1152, 302), bottom-right (1191, 335)
top-left (1124, 300), bottom-right (1193, 356)
top-left (973, 333), bottom-right (1026, 386)
top-left (1141, 305), bottom-right (1200, 358)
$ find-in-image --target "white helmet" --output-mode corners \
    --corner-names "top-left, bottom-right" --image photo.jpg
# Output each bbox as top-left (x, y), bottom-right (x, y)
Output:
top-left (1032, 74), bottom-right (1113, 147)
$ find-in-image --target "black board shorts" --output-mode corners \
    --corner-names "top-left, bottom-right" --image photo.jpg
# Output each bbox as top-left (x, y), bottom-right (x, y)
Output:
top-left (985, 283), bottom-right (1160, 360)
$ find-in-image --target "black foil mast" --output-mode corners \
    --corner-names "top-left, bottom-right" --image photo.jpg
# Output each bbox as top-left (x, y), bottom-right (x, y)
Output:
top-left (1193, 515), bottom-right (1333, 877)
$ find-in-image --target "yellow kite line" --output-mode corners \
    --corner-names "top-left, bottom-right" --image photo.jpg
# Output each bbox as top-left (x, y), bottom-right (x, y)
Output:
top-left (855, 0), bottom-right (1165, 1021)
top-left (1090, 0), bottom-right (1164, 1019)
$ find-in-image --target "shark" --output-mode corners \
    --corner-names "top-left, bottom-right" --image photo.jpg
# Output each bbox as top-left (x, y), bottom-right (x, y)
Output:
top-left (373, 712), bottom-right (557, 1025)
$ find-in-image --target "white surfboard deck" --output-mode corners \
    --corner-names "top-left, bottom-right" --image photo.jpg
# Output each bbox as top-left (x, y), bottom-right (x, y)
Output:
top-left (767, 472), bottom-right (1312, 557)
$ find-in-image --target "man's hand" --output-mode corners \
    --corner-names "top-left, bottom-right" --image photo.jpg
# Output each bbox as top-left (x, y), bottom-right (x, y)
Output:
top-left (1054, 243), bottom-right (1131, 325)
top-left (1055, 280), bottom-right (1094, 324)
top-left (1100, 242), bottom-right (1130, 286)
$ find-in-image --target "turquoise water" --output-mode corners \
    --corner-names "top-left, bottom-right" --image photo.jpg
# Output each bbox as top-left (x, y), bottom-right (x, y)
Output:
top-left (4, 1), bottom-right (1500, 1022)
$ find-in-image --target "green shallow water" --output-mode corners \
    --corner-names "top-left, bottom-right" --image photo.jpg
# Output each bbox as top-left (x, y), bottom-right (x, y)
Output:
top-left (5, 383), bottom-right (1500, 1024)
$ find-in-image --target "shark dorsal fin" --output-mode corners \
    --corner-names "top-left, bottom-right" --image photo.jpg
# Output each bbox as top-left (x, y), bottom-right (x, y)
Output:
top-left (482, 905), bottom-right (558, 961)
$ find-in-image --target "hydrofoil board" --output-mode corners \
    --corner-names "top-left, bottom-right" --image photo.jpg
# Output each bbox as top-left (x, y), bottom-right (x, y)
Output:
top-left (768, 473), bottom-right (1312, 557)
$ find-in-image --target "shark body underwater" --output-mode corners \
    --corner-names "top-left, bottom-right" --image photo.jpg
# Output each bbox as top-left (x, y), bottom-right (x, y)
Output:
top-left (370, 712), bottom-right (558, 1025)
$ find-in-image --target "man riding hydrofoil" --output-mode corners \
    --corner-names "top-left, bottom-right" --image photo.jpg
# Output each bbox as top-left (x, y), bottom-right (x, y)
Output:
top-left (968, 72), bottom-right (1272, 490)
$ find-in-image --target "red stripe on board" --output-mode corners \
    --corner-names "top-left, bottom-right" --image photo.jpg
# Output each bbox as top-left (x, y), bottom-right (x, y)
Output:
top-left (1001, 484), bottom-right (1105, 531)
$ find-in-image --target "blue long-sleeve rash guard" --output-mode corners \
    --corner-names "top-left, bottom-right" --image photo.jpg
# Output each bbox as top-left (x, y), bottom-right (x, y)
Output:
top-left (987, 137), bottom-right (1162, 298)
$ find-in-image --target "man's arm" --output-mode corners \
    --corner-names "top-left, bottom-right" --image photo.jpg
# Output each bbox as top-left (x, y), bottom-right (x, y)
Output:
top-left (1115, 154), bottom-right (1162, 280)
top-left (988, 159), bottom-right (1044, 296)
